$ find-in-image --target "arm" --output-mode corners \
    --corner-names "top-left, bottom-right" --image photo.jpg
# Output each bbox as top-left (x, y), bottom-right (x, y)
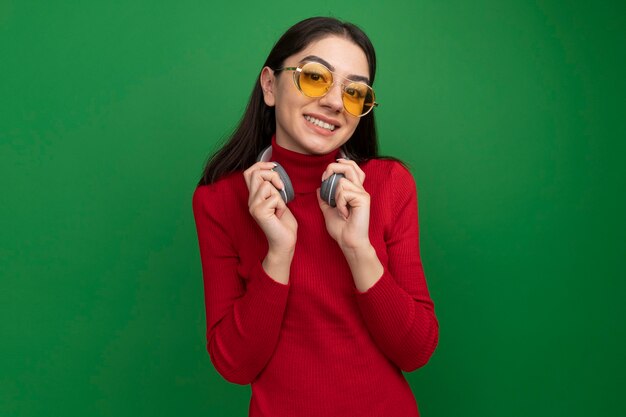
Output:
top-left (192, 185), bottom-right (290, 385)
top-left (354, 163), bottom-right (439, 372)
top-left (318, 161), bottom-right (439, 372)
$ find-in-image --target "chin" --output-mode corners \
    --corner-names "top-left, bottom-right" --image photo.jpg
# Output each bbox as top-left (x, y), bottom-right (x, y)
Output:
top-left (303, 134), bottom-right (345, 154)
top-left (305, 141), bottom-right (339, 155)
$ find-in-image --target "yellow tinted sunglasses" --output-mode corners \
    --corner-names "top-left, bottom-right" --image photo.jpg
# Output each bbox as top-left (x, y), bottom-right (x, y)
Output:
top-left (275, 62), bottom-right (378, 117)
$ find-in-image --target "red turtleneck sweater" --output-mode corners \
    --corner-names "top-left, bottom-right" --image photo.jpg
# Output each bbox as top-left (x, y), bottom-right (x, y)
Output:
top-left (192, 138), bottom-right (438, 416)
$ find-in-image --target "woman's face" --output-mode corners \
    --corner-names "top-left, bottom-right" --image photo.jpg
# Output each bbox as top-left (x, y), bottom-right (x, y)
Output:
top-left (261, 35), bottom-right (370, 155)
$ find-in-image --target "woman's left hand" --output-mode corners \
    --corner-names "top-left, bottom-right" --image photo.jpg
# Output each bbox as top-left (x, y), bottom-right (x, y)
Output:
top-left (317, 159), bottom-right (371, 251)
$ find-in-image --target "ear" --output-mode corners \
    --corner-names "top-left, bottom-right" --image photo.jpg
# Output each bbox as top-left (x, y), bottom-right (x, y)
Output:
top-left (259, 67), bottom-right (276, 107)
top-left (260, 66), bottom-right (276, 107)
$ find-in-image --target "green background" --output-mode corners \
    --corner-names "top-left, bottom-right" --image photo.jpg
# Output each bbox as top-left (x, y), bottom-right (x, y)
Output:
top-left (2, 1), bottom-right (624, 416)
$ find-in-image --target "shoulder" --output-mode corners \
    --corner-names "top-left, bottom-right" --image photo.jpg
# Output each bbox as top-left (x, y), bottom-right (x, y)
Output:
top-left (192, 171), bottom-right (247, 218)
top-left (361, 158), bottom-right (416, 191)
top-left (361, 158), bottom-right (420, 224)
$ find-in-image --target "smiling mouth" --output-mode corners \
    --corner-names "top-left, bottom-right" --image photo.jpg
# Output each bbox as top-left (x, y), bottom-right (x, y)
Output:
top-left (304, 115), bottom-right (337, 131)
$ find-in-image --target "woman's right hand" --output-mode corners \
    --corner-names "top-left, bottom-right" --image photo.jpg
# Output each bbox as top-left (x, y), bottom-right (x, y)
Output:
top-left (243, 162), bottom-right (297, 283)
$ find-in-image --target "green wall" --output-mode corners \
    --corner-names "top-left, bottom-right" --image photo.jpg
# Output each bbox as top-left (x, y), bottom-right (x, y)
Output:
top-left (2, 1), bottom-right (624, 416)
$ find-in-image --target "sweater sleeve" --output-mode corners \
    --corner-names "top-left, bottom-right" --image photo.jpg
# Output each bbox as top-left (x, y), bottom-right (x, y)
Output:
top-left (355, 163), bottom-right (439, 372)
top-left (192, 185), bottom-right (290, 385)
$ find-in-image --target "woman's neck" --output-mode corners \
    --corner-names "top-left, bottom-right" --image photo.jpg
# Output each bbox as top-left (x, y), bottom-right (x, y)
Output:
top-left (270, 135), bottom-right (340, 194)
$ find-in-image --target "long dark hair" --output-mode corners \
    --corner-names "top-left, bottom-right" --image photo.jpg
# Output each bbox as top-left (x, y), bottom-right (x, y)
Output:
top-left (198, 17), bottom-right (378, 186)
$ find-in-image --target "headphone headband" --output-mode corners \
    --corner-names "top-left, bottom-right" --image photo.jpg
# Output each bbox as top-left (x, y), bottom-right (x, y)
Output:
top-left (257, 146), bottom-right (348, 162)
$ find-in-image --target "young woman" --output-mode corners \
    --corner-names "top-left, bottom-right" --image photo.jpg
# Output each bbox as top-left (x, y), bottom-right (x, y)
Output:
top-left (193, 17), bottom-right (439, 417)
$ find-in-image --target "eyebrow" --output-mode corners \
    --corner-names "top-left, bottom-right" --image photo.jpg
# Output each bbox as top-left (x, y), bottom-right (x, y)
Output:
top-left (298, 55), bottom-right (371, 85)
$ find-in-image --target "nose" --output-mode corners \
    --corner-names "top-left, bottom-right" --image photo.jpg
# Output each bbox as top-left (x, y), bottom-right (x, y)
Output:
top-left (318, 81), bottom-right (344, 114)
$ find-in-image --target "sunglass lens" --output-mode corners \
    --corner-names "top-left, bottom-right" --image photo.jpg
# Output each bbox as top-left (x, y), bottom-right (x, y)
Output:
top-left (298, 63), bottom-right (332, 97)
top-left (343, 82), bottom-right (375, 116)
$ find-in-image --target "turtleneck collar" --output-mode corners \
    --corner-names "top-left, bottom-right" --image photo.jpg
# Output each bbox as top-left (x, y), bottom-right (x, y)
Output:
top-left (270, 135), bottom-right (341, 194)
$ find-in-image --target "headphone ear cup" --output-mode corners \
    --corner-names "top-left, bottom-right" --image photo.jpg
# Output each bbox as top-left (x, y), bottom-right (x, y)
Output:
top-left (320, 173), bottom-right (344, 208)
top-left (272, 163), bottom-right (295, 203)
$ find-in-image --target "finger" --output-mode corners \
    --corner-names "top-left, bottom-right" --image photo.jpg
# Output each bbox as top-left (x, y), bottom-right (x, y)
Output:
top-left (248, 181), bottom-right (278, 210)
top-left (250, 180), bottom-right (288, 211)
top-left (334, 180), bottom-right (370, 218)
top-left (249, 189), bottom-right (289, 226)
top-left (319, 179), bottom-right (351, 220)
top-left (336, 182), bottom-right (370, 208)
top-left (251, 169), bottom-right (285, 192)
top-left (245, 167), bottom-right (285, 198)
top-left (317, 188), bottom-right (348, 224)
top-left (257, 192), bottom-right (286, 220)
top-left (325, 175), bottom-right (365, 210)
top-left (337, 158), bottom-right (366, 184)
top-left (335, 176), bottom-right (365, 194)
top-left (335, 192), bottom-right (350, 219)
top-left (322, 161), bottom-right (364, 185)
top-left (244, 161), bottom-right (277, 180)
top-left (244, 162), bottom-right (279, 189)
top-left (271, 188), bottom-right (288, 219)
top-left (244, 162), bottom-right (280, 189)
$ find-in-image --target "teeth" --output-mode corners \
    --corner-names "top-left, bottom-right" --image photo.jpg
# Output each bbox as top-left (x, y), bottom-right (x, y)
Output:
top-left (305, 115), bottom-right (336, 131)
